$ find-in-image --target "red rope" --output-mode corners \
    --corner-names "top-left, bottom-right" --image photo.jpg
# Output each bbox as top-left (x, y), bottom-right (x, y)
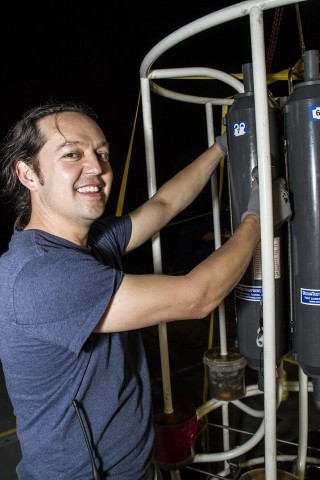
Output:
top-left (266, 7), bottom-right (284, 73)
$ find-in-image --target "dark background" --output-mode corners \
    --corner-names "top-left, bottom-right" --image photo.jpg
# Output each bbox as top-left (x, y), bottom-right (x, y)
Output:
top-left (0, 3), bottom-right (320, 478)
top-left (0, 0), bottom-right (319, 273)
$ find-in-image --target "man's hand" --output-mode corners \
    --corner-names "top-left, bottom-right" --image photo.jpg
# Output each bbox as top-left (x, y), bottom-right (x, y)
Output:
top-left (215, 132), bottom-right (228, 157)
top-left (241, 178), bottom-right (260, 222)
top-left (241, 174), bottom-right (292, 229)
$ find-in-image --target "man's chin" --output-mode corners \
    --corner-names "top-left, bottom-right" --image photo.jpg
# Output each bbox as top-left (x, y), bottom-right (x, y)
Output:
top-left (79, 206), bottom-right (105, 224)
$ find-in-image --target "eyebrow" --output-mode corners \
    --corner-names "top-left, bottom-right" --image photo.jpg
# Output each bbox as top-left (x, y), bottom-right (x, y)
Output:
top-left (55, 140), bottom-right (110, 152)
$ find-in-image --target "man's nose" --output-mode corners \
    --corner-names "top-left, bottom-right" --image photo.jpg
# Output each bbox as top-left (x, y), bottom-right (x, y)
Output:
top-left (84, 154), bottom-right (102, 175)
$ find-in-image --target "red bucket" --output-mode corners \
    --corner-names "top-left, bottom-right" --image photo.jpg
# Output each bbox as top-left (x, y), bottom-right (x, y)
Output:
top-left (153, 397), bottom-right (198, 470)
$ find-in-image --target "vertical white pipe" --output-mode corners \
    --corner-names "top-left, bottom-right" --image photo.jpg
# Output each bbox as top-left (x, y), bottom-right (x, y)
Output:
top-left (205, 103), bottom-right (228, 356)
top-left (140, 77), bottom-right (173, 414)
top-left (140, 78), bottom-right (157, 201)
top-left (249, 7), bottom-right (277, 480)
top-left (222, 403), bottom-right (230, 469)
top-left (205, 103), bottom-right (230, 461)
top-left (294, 367), bottom-right (308, 479)
top-left (170, 471), bottom-right (181, 480)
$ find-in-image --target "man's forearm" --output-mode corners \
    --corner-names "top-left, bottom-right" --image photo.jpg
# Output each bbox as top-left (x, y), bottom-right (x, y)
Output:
top-left (154, 141), bottom-right (224, 217)
top-left (186, 215), bottom-right (260, 315)
top-left (127, 141), bottom-right (224, 252)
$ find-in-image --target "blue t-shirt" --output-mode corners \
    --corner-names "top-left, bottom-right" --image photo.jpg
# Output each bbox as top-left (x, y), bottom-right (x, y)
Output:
top-left (0, 215), bottom-right (154, 479)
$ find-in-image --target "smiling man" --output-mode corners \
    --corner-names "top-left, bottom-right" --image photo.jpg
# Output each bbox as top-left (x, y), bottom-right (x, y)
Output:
top-left (0, 101), bottom-right (263, 480)
top-left (17, 112), bottom-right (113, 242)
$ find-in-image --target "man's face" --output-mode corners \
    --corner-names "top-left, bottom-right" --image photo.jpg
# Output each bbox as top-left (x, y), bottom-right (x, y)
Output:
top-left (31, 111), bottom-right (113, 234)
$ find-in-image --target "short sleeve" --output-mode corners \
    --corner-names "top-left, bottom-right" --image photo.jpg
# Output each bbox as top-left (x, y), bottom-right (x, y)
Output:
top-left (13, 249), bottom-right (123, 354)
top-left (88, 214), bottom-right (132, 267)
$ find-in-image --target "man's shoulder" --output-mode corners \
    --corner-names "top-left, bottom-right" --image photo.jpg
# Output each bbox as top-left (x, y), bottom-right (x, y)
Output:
top-left (0, 230), bottom-right (93, 280)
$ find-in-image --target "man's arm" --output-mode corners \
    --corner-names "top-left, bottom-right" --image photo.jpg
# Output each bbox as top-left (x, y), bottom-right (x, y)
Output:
top-left (95, 215), bottom-right (260, 333)
top-left (126, 139), bottom-right (225, 253)
top-left (94, 157), bottom-right (290, 334)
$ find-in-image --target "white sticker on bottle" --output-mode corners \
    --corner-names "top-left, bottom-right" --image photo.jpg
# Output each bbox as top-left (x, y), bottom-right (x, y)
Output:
top-left (253, 238), bottom-right (281, 280)
top-left (233, 121), bottom-right (247, 136)
top-left (236, 284), bottom-right (263, 302)
top-left (310, 105), bottom-right (320, 121)
top-left (301, 288), bottom-right (320, 305)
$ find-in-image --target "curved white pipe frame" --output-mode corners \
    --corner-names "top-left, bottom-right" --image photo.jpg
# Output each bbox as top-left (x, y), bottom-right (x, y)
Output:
top-left (140, 0), bottom-right (306, 79)
top-left (148, 67), bottom-right (244, 92)
top-left (217, 455), bottom-right (320, 478)
top-left (195, 384), bottom-right (269, 464)
top-left (196, 391), bottom-right (265, 421)
top-left (232, 399), bottom-right (265, 418)
top-left (194, 379), bottom-right (313, 467)
top-left (150, 81), bottom-right (234, 106)
top-left (195, 418), bottom-right (266, 463)
top-left (139, 0), bottom-right (309, 478)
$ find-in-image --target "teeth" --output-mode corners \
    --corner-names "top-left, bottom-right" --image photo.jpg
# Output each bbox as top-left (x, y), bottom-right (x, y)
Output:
top-left (77, 186), bottom-right (100, 193)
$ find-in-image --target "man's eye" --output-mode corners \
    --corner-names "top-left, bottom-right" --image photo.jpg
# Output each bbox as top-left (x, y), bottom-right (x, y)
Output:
top-left (64, 152), bottom-right (81, 160)
top-left (98, 152), bottom-right (110, 162)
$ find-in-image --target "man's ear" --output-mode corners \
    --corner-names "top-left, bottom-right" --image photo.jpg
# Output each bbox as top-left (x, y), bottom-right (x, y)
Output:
top-left (16, 161), bottom-right (38, 191)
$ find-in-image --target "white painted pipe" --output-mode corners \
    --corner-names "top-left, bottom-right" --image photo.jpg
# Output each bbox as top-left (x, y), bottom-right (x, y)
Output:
top-left (140, 0), bottom-right (307, 78)
top-left (250, 6), bottom-right (277, 479)
top-left (148, 67), bottom-right (244, 93)
top-left (206, 102), bottom-right (230, 465)
top-left (218, 455), bottom-right (320, 478)
top-left (294, 367), bottom-right (308, 479)
top-left (205, 103), bottom-right (228, 357)
top-left (151, 81), bottom-right (234, 106)
top-left (194, 418), bottom-right (265, 463)
top-left (140, 77), bottom-right (174, 414)
top-left (169, 471), bottom-right (181, 480)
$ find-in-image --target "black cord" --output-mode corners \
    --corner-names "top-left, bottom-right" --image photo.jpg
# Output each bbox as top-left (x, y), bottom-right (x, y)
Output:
top-left (72, 399), bottom-right (102, 480)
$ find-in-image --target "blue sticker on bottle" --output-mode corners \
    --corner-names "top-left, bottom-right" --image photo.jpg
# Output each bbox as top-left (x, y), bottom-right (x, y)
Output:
top-left (233, 121), bottom-right (247, 137)
top-left (301, 288), bottom-right (320, 305)
top-left (236, 284), bottom-right (262, 302)
top-left (310, 106), bottom-right (320, 121)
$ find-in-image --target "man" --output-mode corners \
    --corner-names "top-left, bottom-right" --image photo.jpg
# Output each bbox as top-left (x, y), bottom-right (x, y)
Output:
top-left (0, 101), bottom-right (266, 479)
